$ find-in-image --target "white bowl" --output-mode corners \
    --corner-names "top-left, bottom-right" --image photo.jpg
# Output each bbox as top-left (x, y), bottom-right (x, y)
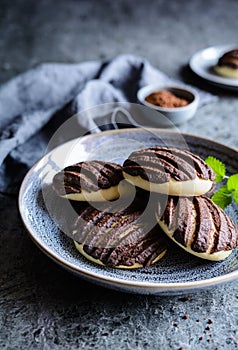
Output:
top-left (137, 84), bottom-right (199, 126)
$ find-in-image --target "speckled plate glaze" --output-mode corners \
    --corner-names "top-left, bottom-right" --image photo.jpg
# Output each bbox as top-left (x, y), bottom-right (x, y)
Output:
top-left (189, 44), bottom-right (238, 90)
top-left (19, 128), bottom-right (238, 295)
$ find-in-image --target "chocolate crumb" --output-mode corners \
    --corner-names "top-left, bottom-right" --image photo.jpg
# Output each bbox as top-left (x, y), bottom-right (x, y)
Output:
top-left (208, 319), bottom-right (213, 324)
top-left (209, 334), bottom-right (212, 338)
top-left (205, 326), bottom-right (211, 331)
top-left (199, 336), bottom-right (203, 341)
top-left (173, 323), bottom-right (179, 327)
top-left (179, 296), bottom-right (190, 302)
top-left (196, 319), bottom-right (200, 322)
top-left (179, 347), bottom-right (185, 350)
top-left (207, 339), bottom-right (211, 343)
top-left (215, 348), bottom-right (220, 350)
top-left (102, 332), bottom-right (109, 336)
top-left (182, 314), bottom-right (189, 320)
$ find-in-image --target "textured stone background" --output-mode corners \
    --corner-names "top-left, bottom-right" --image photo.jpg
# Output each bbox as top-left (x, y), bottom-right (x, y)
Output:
top-left (0, 0), bottom-right (238, 349)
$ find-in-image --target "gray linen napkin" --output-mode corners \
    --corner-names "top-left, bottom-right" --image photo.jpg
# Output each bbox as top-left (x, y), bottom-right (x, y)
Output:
top-left (0, 54), bottom-right (216, 194)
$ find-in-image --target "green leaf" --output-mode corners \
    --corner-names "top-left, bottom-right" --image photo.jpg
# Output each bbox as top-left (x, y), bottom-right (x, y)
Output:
top-left (227, 174), bottom-right (238, 191)
top-left (227, 174), bottom-right (238, 205)
top-left (233, 191), bottom-right (238, 205)
top-left (205, 156), bottom-right (226, 183)
top-left (211, 185), bottom-right (232, 209)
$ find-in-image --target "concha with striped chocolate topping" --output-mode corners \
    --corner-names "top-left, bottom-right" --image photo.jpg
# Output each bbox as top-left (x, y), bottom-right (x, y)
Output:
top-left (72, 203), bottom-right (168, 269)
top-left (52, 160), bottom-right (132, 202)
top-left (214, 49), bottom-right (238, 79)
top-left (156, 196), bottom-right (238, 261)
top-left (123, 147), bottom-right (215, 196)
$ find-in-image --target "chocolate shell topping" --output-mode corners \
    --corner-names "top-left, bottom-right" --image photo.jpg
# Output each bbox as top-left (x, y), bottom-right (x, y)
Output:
top-left (158, 196), bottom-right (238, 254)
top-left (72, 203), bottom-right (168, 268)
top-left (123, 147), bottom-right (215, 183)
top-left (53, 160), bottom-right (124, 195)
top-left (218, 49), bottom-right (238, 69)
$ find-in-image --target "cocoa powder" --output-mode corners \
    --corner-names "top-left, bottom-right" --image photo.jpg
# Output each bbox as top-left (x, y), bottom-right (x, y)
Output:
top-left (145, 90), bottom-right (189, 108)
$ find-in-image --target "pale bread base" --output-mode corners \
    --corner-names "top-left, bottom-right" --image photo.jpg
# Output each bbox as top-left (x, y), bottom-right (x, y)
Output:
top-left (123, 172), bottom-right (213, 196)
top-left (59, 181), bottom-right (132, 202)
top-left (157, 217), bottom-right (232, 261)
top-left (74, 241), bottom-right (167, 269)
top-left (214, 65), bottom-right (238, 79)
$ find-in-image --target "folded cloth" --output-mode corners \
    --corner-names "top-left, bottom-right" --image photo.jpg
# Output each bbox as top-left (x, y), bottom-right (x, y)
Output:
top-left (0, 54), bottom-right (216, 194)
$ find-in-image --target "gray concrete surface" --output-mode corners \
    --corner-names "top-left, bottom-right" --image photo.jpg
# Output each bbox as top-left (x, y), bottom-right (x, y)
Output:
top-left (0, 0), bottom-right (238, 349)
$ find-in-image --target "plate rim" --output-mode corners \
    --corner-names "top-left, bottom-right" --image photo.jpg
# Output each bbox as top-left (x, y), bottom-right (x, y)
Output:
top-left (18, 128), bottom-right (238, 292)
top-left (189, 44), bottom-right (238, 88)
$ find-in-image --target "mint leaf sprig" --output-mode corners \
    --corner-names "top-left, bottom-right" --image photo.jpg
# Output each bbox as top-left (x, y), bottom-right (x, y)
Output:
top-left (205, 156), bottom-right (238, 210)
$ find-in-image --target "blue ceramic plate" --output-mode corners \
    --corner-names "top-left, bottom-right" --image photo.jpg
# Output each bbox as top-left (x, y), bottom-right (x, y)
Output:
top-left (18, 128), bottom-right (238, 295)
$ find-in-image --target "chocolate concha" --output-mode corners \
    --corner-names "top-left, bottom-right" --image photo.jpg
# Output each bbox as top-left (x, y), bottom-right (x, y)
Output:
top-left (218, 49), bottom-right (238, 68)
top-left (72, 203), bottom-right (168, 269)
top-left (52, 160), bottom-right (132, 202)
top-left (156, 196), bottom-right (238, 261)
top-left (214, 49), bottom-right (238, 78)
top-left (123, 147), bottom-right (215, 196)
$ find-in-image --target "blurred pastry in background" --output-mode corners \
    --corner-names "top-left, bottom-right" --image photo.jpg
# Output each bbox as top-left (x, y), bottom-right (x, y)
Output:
top-left (214, 49), bottom-right (238, 78)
